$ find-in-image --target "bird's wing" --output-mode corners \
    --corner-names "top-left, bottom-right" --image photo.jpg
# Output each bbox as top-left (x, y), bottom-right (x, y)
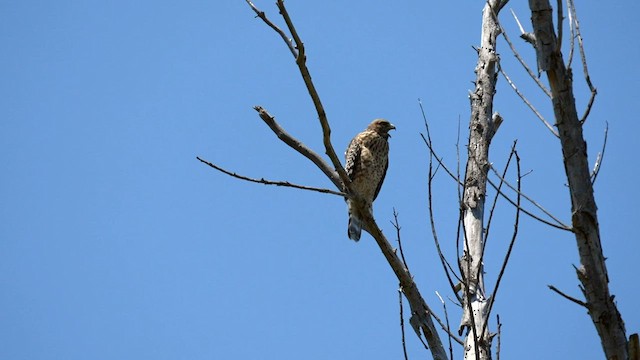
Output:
top-left (372, 156), bottom-right (388, 201)
top-left (345, 137), bottom-right (362, 181)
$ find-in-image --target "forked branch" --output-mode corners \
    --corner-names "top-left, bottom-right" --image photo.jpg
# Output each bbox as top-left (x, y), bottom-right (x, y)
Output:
top-left (197, 156), bottom-right (345, 196)
top-left (229, 2), bottom-right (448, 358)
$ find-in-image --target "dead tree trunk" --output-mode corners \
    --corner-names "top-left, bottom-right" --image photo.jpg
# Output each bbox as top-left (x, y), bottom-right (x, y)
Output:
top-left (527, 1), bottom-right (628, 358)
top-left (458, 1), bottom-right (505, 359)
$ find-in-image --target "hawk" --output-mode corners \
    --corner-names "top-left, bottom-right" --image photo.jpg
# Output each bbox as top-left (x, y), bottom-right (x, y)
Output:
top-left (344, 119), bottom-right (396, 241)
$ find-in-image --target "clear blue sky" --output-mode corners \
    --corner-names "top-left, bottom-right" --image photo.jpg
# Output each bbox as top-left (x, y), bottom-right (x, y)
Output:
top-left (1, 1), bottom-right (638, 359)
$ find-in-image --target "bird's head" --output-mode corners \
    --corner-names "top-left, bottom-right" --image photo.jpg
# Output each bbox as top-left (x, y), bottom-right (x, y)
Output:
top-left (368, 119), bottom-right (396, 139)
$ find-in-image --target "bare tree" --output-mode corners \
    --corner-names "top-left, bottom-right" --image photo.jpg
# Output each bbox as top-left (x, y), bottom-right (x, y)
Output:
top-left (522, 0), bottom-right (628, 358)
top-left (201, 1), bottom-right (636, 359)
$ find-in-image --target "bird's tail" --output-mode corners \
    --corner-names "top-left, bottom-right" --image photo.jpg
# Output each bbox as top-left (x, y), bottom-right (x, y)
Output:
top-left (348, 214), bottom-right (362, 241)
top-left (347, 200), bottom-right (362, 241)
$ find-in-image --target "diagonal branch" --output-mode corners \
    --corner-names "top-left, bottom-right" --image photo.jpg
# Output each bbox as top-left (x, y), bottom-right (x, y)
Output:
top-left (242, 2), bottom-right (447, 358)
top-left (244, 0), bottom-right (297, 57)
top-left (498, 64), bottom-right (558, 137)
top-left (420, 100), bottom-right (464, 302)
top-left (548, 284), bottom-right (588, 308)
top-left (566, 0), bottom-right (597, 124)
top-left (566, 0), bottom-right (575, 68)
top-left (196, 156), bottom-right (345, 196)
top-left (274, 1), bottom-right (352, 190)
top-left (488, 164), bottom-right (571, 230)
top-left (436, 291), bottom-right (457, 360)
top-left (503, 9), bottom-right (551, 97)
top-left (253, 106), bottom-right (343, 190)
top-left (398, 289), bottom-right (409, 360)
top-left (590, 121), bottom-right (608, 185)
top-left (481, 148), bottom-right (522, 339)
top-left (246, 0), bottom-right (351, 192)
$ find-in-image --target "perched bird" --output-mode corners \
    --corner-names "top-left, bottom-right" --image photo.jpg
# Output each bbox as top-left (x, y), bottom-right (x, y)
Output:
top-left (344, 119), bottom-right (396, 241)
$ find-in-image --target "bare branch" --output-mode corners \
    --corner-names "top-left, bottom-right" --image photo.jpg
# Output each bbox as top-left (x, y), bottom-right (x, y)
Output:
top-left (252, 106), bottom-right (343, 190)
top-left (436, 291), bottom-right (456, 360)
top-left (399, 288), bottom-right (409, 360)
top-left (244, 0), bottom-right (350, 192)
top-left (273, 0), bottom-right (351, 190)
top-left (456, 115), bottom-right (463, 203)
top-left (426, 293), bottom-right (464, 346)
top-left (244, 0), bottom-right (297, 57)
top-left (362, 209), bottom-right (447, 358)
top-left (566, 0), bottom-right (597, 124)
top-left (392, 209), bottom-right (410, 272)
top-left (488, 164), bottom-right (572, 230)
top-left (590, 121), bottom-right (608, 185)
top-left (510, 9), bottom-right (536, 46)
top-left (566, 0), bottom-right (576, 68)
top-left (496, 315), bottom-right (502, 360)
top-left (486, 176), bottom-right (571, 231)
top-left (480, 141), bottom-right (518, 290)
top-left (556, 0), bottom-right (563, 53)
top-left (481, 148), bottom-right (522, 338)
top-left (580, 88), bottom-right (597, 124)
top-left (197, 156), bottom-right (345, 196)
top-left (484, 141), bottom-right (516, 245)
top-left (420, 133), bottom-right (463, 186)
top-left (420, 100), bottom-right (464, 301)
top-left (498, 64), bottom-right (558, 137)
top-left (548, 284), bottom-right (588, 308)
top-left (242, 3), bottom-right (449, 358)
top-left (501, 10), bottom-right (551, 96)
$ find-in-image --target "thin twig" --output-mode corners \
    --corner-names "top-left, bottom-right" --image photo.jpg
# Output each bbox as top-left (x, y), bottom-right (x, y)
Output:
top-left (253, 106), bottom-right (343, 190)
top-left (481, 149), bottom-right (522, 338)
top-left (498, 64), bottom-right (558, 137)
top-left (436, 291), bottom-right (455, 360)
top-left (580, 89), bottom-right (597, 124)
top-left (420, 104), bottom-right (467, 341)
top-left (456, 115), bottom-right (463, 202)
top-left (566, 0), bottom-right (576, 68)
top-left (245, 0), bottom-right (351, 192)
top-left (420, 100), bottom-right (464, 299)
top-left (484, 141), bottom-right (517, 244)
top-left (548, 285), bottom-right (588, 308)
top-left (567, 0), bottom-right (597, 124)
top-left (510, 9), bottom-right (537, 46)
top-left (196, 157), bottom-right (345, 196)
top-left (479, 141), bottom-right (518, 288)
top-left (486, 176), bottom-right (571, 231)
top-left (502, 10), bottom-right (551, 96)
top-left (488, 164), bottom-right (571, 230)
top-left (420, 133), bottom-right (463, 186)
top-left (392, 209), bottom-right (410, 272)
top-left (427, 296), bottom-right (464, 345)
top-left (451, 145), bottom-right (571, 231)
top-left (274, 0), bottom-right (351, 189)
top-left (244, 0), bottom-right (297, 57)
top-left (245, 3), bottom-right (449, 356)
top-left (496, 315), bottom-right (502, 360)
top-left (399, 288), bottom-right (409, 360)
top-left (590, 121), bottom-right (608, 185)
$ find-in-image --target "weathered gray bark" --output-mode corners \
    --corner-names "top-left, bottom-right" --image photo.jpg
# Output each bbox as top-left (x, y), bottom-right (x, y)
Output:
top-left (458, 1), bottom-right (505, 359)
top-left (528, 1), bottom-right (628, 359)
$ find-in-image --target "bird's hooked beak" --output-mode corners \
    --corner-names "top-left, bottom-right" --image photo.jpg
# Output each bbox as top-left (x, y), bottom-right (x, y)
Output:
top-left (388, 124), bottom-right (396, 137)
